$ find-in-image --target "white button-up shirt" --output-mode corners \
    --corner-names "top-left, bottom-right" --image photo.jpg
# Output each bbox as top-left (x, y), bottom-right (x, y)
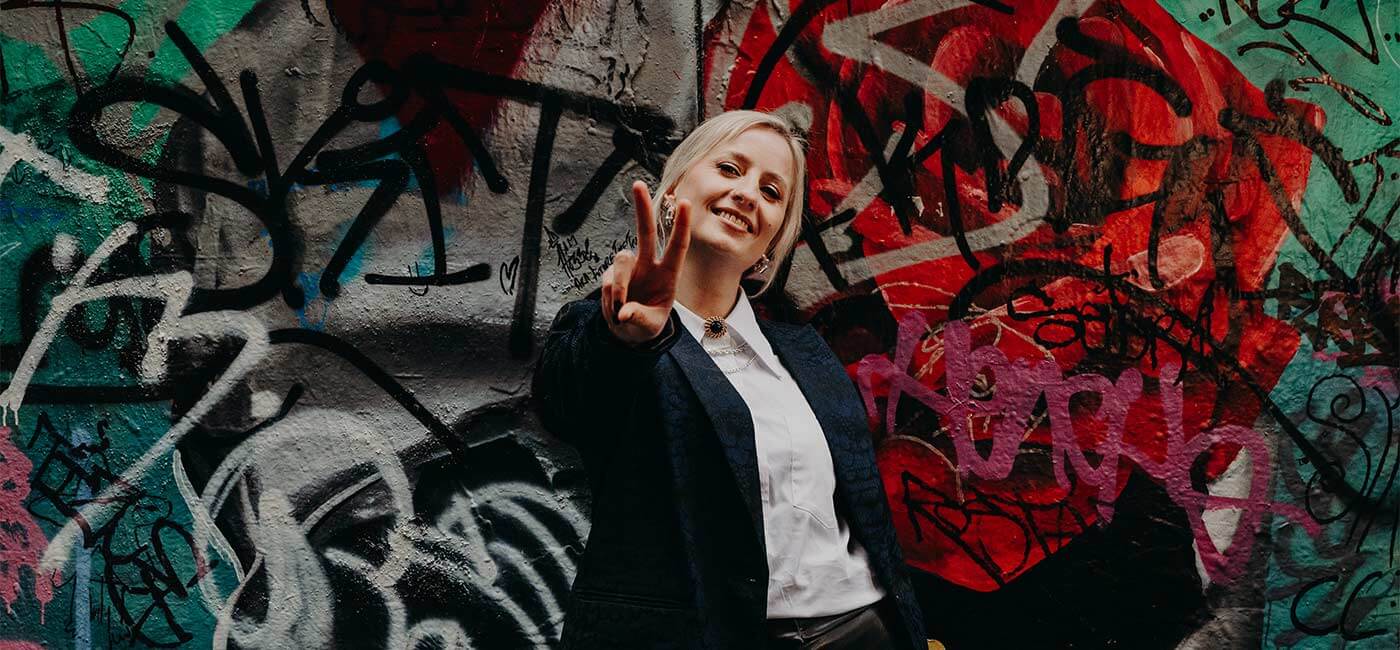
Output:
top-left (673, 292), bottom-right (886, 619)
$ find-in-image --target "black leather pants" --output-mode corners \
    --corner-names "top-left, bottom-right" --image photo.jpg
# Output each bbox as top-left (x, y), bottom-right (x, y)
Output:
top-left (766, 600), bottom-right (898, 649)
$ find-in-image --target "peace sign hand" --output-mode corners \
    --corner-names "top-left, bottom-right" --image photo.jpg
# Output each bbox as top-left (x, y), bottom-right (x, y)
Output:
top-left (600, 181), bottom-right (692, 345)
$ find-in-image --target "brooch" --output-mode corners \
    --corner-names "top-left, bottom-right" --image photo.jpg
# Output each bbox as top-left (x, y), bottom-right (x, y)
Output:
top-left (702, 316), bottom-right (728, 339)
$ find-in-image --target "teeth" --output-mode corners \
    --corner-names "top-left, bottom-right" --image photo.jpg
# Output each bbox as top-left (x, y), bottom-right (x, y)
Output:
top-left (715, 209), bottom-right (751, 233)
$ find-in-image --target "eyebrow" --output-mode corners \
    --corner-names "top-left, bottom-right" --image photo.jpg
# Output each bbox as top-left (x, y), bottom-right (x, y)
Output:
top-left (722, 150), bottom-right (789, 191)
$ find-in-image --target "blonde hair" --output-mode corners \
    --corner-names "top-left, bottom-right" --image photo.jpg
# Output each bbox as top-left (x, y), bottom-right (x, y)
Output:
top-left (652, 110), bottom-right (806, 297)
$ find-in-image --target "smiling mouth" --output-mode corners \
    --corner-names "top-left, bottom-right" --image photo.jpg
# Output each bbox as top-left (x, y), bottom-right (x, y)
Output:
top-left (712, 207), bottom-right (753, 234)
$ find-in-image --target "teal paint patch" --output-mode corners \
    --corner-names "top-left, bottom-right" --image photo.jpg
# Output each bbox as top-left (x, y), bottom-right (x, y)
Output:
top-left (1, 85), bottom-right (145, 371)
top-left (0, 34), bottom-right (65, 96)
top-left (64, 6), bottom-right (140, 88)
top-left (9, 404), bottom-right (233, 648)
top-left (3, 5), bottom-right (268, 648)
top-left (1158, 0), bottom-right (1400, 272)
top-left (1159, 1), bottom-right (1400, 647)
top-left (131, 0), bottom-right (261, 129)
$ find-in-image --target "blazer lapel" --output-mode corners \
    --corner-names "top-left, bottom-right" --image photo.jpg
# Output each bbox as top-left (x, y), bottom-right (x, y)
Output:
top-left (668, 330), bottom-right (765, 548)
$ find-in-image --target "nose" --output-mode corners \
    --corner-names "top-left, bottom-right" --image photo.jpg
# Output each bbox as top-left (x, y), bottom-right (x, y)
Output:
top-left (730, 183), bottom-right (757, 211)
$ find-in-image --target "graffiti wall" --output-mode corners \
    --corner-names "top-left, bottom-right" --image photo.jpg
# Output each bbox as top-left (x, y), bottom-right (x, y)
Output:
top-left (0, 0), bottom-right (1395, 647)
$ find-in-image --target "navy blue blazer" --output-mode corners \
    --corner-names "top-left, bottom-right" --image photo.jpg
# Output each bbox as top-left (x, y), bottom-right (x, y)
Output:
top-left (532, 295), bottom-right (926, 649)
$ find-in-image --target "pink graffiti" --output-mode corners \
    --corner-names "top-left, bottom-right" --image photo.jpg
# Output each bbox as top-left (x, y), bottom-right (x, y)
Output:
top-left (0, 426), bottom-right (58, 620)
top-left (858, 316), bottom-right (1322, 584)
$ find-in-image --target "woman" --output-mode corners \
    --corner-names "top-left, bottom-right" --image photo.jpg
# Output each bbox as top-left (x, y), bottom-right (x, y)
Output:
top-left (533, 110), bottom-right (926, 649)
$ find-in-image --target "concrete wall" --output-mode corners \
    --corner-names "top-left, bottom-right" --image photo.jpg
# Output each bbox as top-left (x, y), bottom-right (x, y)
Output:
top-left (1, 0), bottom-right (1396, 647)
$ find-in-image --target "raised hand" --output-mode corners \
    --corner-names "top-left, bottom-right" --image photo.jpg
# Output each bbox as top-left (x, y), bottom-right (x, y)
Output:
top-left (600, 181), bottom-right (692, 345)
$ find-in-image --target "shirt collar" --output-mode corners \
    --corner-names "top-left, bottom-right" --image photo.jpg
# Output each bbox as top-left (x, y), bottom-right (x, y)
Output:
top-left (673, 291), bottom-right (782, 375)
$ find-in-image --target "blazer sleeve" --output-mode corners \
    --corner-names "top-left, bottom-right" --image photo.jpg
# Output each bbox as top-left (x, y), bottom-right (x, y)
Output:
top-left (531, 295), bottom-right (684, 453)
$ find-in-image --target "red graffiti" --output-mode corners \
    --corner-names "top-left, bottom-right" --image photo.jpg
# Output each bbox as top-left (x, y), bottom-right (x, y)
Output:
top-left (0, 426), bottom-right (58, 619)
top-left (860, 317), bottom-right (1320, 589)
top-left (327, 0), bottom-right (558, 192)
top-left (710, 0), bottom-right (1318, 590)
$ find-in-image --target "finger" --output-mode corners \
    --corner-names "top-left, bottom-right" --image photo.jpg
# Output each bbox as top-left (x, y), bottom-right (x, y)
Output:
top-left (658, 198), bottom-right (692, 273)
top-left (612, 250), bottom-right (636, 308)
top-left (600, 267), bottom-right (618, 328)
top-left (618, 303), bottom-right (656, 332)
top-left (631, 181), bottom-right (657, 262)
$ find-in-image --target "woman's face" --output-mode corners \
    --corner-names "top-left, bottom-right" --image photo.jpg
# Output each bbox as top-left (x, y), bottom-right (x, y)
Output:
top-left (667, 126), bottom-right (795, 270)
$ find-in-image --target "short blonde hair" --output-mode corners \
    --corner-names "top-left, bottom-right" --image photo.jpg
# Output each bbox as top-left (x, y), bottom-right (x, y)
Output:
top-left (653, 110), bottom-right (806, 297)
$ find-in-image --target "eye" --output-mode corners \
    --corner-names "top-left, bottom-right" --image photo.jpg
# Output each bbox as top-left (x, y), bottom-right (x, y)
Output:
top-left (717, 161), bottom-right (740, 176)
top-left (762, 185), bottom-right (783, 201)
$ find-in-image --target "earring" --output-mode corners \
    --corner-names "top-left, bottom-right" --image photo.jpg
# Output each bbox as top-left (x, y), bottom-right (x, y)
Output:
top-left (748, 254), bottom-right (770, 276)
top-left (660, 197), bottom-right (676, 236)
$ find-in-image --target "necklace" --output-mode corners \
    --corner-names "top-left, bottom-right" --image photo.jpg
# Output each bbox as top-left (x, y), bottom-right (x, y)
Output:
top-left (705, 341), bottom-right (757, 374)
top-left (719, 352), bottom-right (759, 375)
top-left (708, 343), bottom-right (750, 355)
